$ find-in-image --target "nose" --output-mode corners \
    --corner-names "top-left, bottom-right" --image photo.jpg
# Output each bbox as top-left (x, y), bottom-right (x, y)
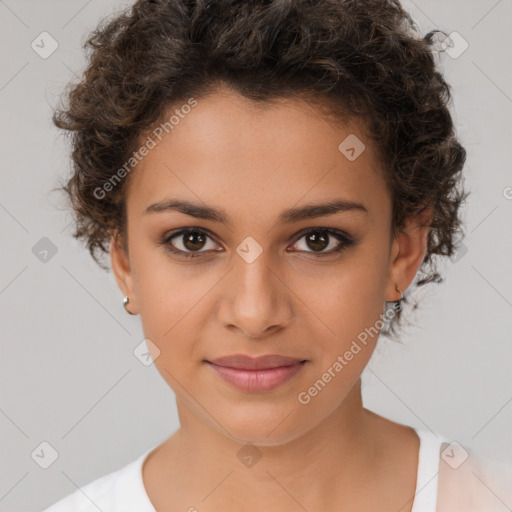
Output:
top-left (217, 253), bottom-right (294, 339)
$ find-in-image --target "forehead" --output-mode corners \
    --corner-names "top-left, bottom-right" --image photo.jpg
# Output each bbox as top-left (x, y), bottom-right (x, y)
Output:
top-left (126, 87), bottom-right (390, 223)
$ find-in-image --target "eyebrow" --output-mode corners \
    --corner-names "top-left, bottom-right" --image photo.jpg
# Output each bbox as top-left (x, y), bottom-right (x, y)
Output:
top-left (145, 198), bottom-right (368, 224)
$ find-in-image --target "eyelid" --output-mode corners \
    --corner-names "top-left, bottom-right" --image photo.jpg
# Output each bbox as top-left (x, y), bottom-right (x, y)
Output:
top-left (291, 226), bottom-right (353, 243)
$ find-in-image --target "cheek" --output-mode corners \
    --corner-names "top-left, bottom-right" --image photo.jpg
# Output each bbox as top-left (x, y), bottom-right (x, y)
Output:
top-left (303, 255), bottom-right (388, 333)
top-left (298, 253), bottom-right (390, 377)
top-left (136, 273), bottom-right (202, 347)
top-left (131, 249), bottom-right (220, 368)
top-left (135, 270), bottom-right (203, 386)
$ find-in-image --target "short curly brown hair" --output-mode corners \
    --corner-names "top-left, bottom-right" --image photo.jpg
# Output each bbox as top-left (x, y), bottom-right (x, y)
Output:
top-left (52, 0), bottom-right (468, 341)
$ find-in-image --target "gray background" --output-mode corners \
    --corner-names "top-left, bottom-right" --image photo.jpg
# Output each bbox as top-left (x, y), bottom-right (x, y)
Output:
top-left (0, 0), bottom-right (511, 510)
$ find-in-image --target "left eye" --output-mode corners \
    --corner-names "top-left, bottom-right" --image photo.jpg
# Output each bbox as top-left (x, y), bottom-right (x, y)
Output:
top-left (290, 228), bottom-right (354, 255)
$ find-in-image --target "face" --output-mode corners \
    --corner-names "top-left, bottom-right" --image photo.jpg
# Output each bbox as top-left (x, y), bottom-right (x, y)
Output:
top-left (111, 85), bottom-right (429, 445)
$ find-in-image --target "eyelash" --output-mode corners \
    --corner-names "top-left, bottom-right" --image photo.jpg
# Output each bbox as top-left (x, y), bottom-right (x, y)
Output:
top-left (159, 227), bottom-right (356, 259)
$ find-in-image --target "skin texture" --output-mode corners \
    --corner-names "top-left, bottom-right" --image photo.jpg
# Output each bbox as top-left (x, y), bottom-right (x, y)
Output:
top-left (110, 84), bottom-right (432, 511)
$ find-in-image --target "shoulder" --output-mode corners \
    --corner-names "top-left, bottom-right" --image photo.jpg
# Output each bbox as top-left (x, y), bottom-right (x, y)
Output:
top-left (41, 451), bottom-right (152, 512)
top-left (437, 442), bottom-right (512, 512)
top-left (41, 471), bottom-right (120, 512)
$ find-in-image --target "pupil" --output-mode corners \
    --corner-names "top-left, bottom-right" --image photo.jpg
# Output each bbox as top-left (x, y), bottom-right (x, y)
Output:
top-left (184, 232), bottom-right (206, 251)
top-left (307, 231), bottom-right (328, 252)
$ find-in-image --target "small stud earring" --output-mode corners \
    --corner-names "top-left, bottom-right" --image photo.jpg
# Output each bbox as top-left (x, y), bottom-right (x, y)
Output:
top-left (123, 296), bottom-right (136, 315)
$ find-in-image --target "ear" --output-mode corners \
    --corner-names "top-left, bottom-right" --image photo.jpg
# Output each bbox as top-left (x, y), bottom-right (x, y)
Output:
top-left (385, 206), bottom-right (433, 301)
top-left (110, 231), bottom-right (138, 314)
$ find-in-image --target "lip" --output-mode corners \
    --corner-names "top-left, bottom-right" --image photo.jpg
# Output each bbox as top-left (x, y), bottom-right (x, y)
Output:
top-left (205, 354), bottom-right (307, 393)
top-left (208, 354), bottom-right (306, 370)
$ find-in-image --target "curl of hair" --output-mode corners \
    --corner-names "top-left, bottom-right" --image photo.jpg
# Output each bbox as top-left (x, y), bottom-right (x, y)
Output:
top-left (52, 0), bottom-right (469, 342)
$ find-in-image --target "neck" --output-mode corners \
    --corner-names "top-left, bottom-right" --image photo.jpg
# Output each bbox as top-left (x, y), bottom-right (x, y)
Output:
top-left (156, 379), bottom-right (384, 510)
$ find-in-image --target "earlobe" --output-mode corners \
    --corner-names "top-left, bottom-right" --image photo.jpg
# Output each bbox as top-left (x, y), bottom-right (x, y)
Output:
top-left (109, 232), bottom-right (138, 314)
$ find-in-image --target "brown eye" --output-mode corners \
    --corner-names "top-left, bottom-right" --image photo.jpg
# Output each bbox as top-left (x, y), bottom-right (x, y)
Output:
top-left (303, 231), bottom-right (330, 252)
top-left (291, 228), bottom-right (355, 256)
top-left (180, 231), bottom-right (208, 251)
top-left (162, 228), bottom-right (221, 257)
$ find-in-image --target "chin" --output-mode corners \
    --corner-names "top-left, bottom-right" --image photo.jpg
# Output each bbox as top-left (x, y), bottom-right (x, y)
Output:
top-left (212, 408), bottom-right (314, 448)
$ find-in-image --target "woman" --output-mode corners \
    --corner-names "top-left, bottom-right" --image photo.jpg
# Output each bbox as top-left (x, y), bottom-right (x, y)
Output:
top-left (42, 0), bottom-right (512, 510)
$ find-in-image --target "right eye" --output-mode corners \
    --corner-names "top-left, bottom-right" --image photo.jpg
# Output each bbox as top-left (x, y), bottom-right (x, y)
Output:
top-left (160, 228), bottom-right (223, 258)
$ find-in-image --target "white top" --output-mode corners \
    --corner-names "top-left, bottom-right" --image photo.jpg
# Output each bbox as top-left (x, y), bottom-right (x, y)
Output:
top-left (41, 427), bottom-right (512, 512)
